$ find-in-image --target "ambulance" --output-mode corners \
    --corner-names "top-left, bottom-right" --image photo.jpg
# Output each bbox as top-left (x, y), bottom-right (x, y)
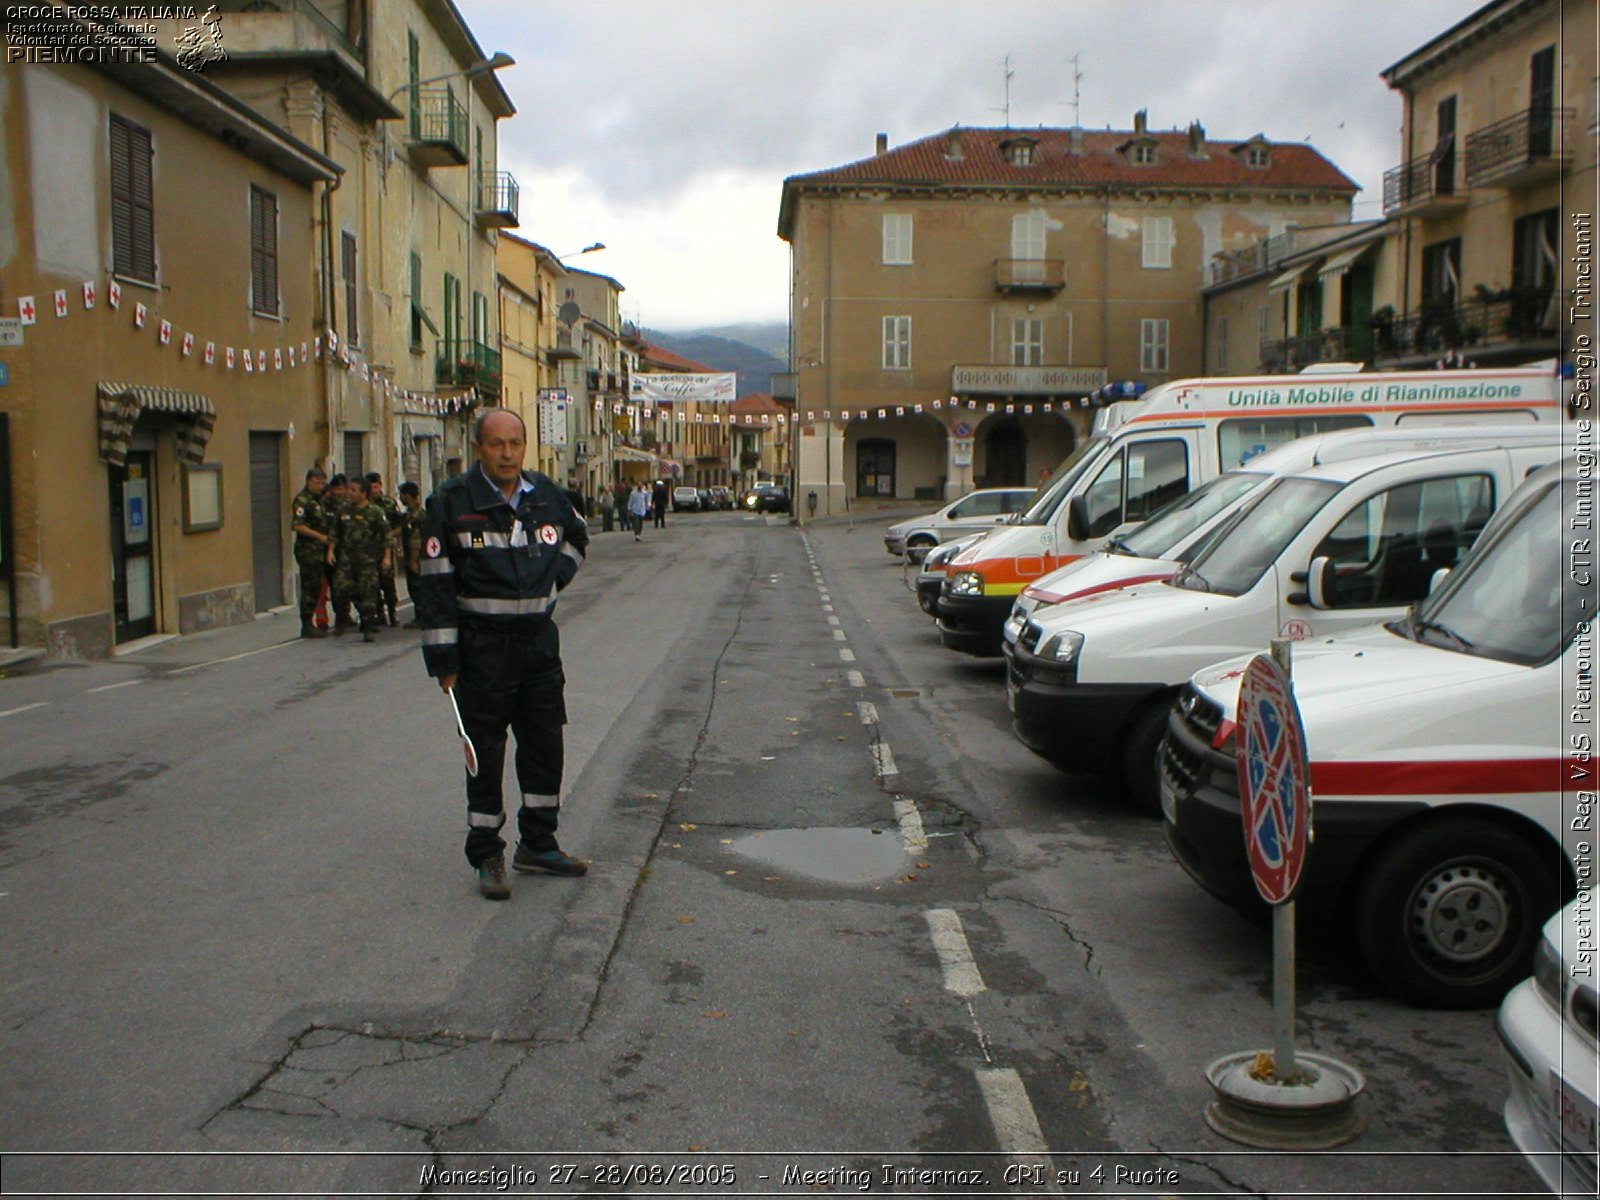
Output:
top-left (1161, 456), bottom-right (1589, 1007)
top-left (935, 362), bottom-right (1565, 656)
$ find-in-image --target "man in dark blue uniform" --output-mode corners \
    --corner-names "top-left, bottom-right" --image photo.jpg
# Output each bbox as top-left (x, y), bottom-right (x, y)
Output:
top-left (416, 408), bottom-right (590, 899)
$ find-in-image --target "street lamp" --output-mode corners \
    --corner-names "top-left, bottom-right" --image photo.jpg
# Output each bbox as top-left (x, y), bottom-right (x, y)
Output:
top-left (386, 52), bottom-right (516, 102)
top-left (555, 243), bottom-right (606, 261)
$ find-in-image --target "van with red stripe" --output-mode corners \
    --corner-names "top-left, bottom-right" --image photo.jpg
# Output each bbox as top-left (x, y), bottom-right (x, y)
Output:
top-left (1161, 456), bottom-right (1590, 1008)
top-left (936, 361), bottom-right (1565, 655)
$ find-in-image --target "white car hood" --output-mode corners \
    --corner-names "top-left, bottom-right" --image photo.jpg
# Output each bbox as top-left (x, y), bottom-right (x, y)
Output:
top-left (1022, 553), bottom-right (1183, 606)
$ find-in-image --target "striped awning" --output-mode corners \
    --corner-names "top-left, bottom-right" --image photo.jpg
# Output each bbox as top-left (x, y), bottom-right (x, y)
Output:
top-left (1267, 262), bottom-right (1315, 293)
top-left (613, 445), bottom-right (654, 463)
top-left (97, 382), bottom-right (216, 467)
top-left (1318, 242), bottom-right (1378, 279)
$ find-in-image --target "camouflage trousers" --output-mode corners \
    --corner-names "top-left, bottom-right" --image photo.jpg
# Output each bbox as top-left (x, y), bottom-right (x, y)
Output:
top-left (294, 547), bottom-right (326, 622)
top-left (333, 559), bottom-right (382, 630)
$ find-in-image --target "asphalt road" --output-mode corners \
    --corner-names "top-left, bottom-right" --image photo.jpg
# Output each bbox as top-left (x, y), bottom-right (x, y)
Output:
top-left (0, 508), bottom-right (1544, 1197)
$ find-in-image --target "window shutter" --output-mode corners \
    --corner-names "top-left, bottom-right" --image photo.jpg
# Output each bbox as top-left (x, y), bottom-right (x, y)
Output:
top-left (342, 231), bottom-right (359, 343)
top-left (111, 115), bottom-right (156, 282)
top-left (250, 187), bottom-right (279, 315)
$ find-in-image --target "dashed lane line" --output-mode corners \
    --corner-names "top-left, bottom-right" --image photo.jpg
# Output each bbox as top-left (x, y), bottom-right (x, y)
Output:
top-left (923, 908), bottom-right (985, 998)
top-left (832, 629), bottom-right (847, 641)
top-left (871, 742), bottom-right (898, 777)
top-left (166, 638), bottom-right (299, 675)
top-left (845, 670), bottom-right (865, 688)
top-left (0, 702), bottom-right (48, 719)
top-left (87, 680), bottom-right (143, 693)
top-left (857, 702), bottom-right (878, 725)
top-left (838, 648), bottom-right (856, 662)
top-left (893, 798), bottom-right (928, 853)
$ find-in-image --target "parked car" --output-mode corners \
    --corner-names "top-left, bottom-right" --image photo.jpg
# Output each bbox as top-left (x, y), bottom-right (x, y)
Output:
top-left (696, 488), bottom-right (713, 511)
top-left (916, 534), bottom-right (988, 615)
top-left (1162, 456), bottom-right (1586, 1007)
top-left (884, 487), bottom-right (1034, 561)
top-left (754, 486), bottom-right (791, 514)
top-left (672, 486), bottom-right (701, 512)
top-left (743, 482), bottom-right (779, 510)
top-left (1499, 898), bottom-right (1598, 1198)
top-left (708, 486), bottom-right (733, 510)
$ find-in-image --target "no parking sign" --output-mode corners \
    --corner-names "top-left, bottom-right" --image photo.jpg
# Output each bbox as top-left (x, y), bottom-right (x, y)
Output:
top-left (1236, 652), bottom-right (1312, 905)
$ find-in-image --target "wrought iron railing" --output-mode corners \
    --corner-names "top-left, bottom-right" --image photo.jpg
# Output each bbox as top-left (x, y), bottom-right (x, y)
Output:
top-left (1382, 146), bottom-right (1457, 214)
top-left (1465, 107), bottom-right (1572, 186)
top-left (411, 88), bottom-right (467, 159)
top-left (994, 258), bottom-right (1066, 290)
top-left (1369, 291), bottom-right (1558, 361)
top-left (475, 170), bottom-right (520, 221)
top-left (435, 339), bottom-right (502, 395)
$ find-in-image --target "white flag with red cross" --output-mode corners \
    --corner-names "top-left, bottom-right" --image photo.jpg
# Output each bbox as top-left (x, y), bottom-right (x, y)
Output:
top-left (158, 319), bottom-right (172, 345)
top-left (225, 347), bottom-right (235, 369)
top-left (107, 280), bottom-right (121, 309)
top-left (82, 281), bottom-right (96, 309)
top-left (53, 290), bottom-right (68, 318)
top-left (181, 332), bottom-right (194, 357)
top-left (17, 296), bottom-right (36, 324)
top-left (204, 341), bottom-right (216, 365)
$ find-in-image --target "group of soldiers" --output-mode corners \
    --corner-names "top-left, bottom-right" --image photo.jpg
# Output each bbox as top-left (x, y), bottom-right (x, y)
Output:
top-left (289, 468), bottom-right (425, 642)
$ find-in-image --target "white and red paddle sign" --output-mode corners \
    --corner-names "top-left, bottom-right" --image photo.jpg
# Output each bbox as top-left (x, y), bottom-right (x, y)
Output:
top-left (1236, 653), bottom-right (1312, 905)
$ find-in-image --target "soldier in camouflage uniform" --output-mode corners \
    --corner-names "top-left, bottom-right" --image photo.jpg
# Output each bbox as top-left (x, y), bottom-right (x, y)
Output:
top-left (366, 472), bottom-right (404, 627)
top-left (331, 480), bottom-right (391, 642)
top-left (397, 481), bottom-right (425, 628)
top-left (289, 467), bottom-right (331, 638)
top-left (324, 473), bottom-right (356, 633)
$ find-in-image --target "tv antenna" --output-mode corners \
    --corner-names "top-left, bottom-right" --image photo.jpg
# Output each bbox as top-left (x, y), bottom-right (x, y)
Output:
top-left (1067, 53), bottom-right (1083, 126)
top-left (990, 53), bottom-right (1015, 127)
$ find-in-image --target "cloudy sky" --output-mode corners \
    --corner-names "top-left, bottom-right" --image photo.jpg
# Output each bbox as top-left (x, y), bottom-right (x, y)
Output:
top-left (468, 0), bottom-right (1486, 332)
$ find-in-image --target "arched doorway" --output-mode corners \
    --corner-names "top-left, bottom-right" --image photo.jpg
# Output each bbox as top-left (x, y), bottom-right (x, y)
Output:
top-left (984, 419), bottom-right (1027, 486)
top-left (856, 437), bottom-right (895, 497)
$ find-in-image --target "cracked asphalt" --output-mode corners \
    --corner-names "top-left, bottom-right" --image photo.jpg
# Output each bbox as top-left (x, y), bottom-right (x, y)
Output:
top-left (0, 508), bottom-right (1547, 1196)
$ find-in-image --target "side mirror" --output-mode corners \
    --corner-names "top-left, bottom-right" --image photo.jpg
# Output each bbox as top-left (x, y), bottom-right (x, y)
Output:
top-left (1306, 556), bottom-right (1338, 610)
top-left (1066, 495), bottom-right (1090, 543)
top-left (1428, 566), bottom-right (1451, 594)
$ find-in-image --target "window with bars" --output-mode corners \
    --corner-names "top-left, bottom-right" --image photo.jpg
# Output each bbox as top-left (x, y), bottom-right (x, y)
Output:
top-left (1011, 317), bottom-right (1043, 365)
top-left (110, 114), bottom-right (155, 283)
top-left (882, 315), bottom-right (911, 370)
top-left (882, 214), bottom-right (912, 265)
top-left (407, 30), bottom-right (421, 138)
top-left (249, 186), bottom-right (279, 316)
top-left (341, 230), bottom-right (359, 344)
top-left (1139, 318), bottom-right (1170, 372)
top-left (1142, 216), bottom-right (1173, 269)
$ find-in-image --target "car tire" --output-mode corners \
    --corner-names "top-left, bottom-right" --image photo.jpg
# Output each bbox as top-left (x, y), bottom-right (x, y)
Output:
top-left (1354, 817), bottom-right (1560, 1009)
top-left (906, 535), bottom-right (937, 563)
top-left (1121, 698), bottom-right (1173, 815)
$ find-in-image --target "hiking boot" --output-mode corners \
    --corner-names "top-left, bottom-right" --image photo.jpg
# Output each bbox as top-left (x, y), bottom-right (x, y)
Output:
top-left (512, 844), bottom-right (588, 877)
top-left (362, 627), bottom-right (376, 643)
top-left (387, 607), bottom-right (398, 627)
top-left (477, 855), bottom-right (511, 900)
top-left (300, 621), bottom-right (327, 639)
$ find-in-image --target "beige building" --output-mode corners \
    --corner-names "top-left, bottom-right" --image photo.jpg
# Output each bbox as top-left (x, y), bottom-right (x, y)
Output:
top-left (1, 22), bottom-right (335, 656)
top-left (728, 393), bottom-right (793, 493)
top-left (497, 233), bottom-right (571, 480)
top-left (620, 337), bottom-right (736, 489)
top-left (778, 119), bottom-right (1358, 516)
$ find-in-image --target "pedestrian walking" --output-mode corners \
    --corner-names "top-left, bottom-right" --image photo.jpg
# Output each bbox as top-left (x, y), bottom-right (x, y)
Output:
top-left (330, 479), bottom-right (390, 642)
top-left (598, 486), bottom-right (615, 533)
top-left (565, 479), bottom-right (586, 521)
top-left (323, 473), bottom-right (356, 633)
top-left (651, 479), bottom-right (669, 528)
top-left (416, 408), bottom-right (590, 899)
top-left (627, 482), bottom-right (649, 540)
top-left (398, 481), bottom-right (425, 627)
top-left (289, 467), bottom-right (331, 638)
top-left (366, 472), bottom-right (403, 627)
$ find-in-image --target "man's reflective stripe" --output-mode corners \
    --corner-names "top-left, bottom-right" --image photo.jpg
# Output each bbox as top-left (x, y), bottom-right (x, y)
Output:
top-left (521, 793), bottom-right (561, 809)
top-left (458, 596), bottom-right (553, 616)
top-left (421, 627), bottom-right (458, 645)
top-left (420, 558), bottom-right (454, 575)
top-left (560, 542), bottom-right (584, 566)
top-left (468, 811), bottom-right (505, 828)
top-left (456, 530), bottom-right (513, 549)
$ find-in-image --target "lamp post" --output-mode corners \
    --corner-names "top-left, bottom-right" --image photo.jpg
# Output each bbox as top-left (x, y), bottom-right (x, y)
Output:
top-left (385, 52), bottom-right (516, 103)
top-left (555, 243), bottom-right (606, 261)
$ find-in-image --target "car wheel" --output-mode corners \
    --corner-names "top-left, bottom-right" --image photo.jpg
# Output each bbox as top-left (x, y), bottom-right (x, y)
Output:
top-left (906, 535), bottom-right (937, 563)
top-left (1120, 698), bottom-right (1173, 815)
top-left (1355, 817), bottom-right (1560, 1009)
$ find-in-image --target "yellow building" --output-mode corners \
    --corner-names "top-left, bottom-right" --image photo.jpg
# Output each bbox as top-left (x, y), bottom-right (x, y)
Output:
top-left (497, 233), bottom-right (570, 479)
top-left (1, 20), bottom-right (335, 656)
top-left (621, 336), bottom-right (735, 490)
top-left (779, 119), bottom-right (1358, 516)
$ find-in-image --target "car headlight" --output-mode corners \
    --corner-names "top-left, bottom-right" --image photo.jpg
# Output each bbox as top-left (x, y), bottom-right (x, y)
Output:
top-left (948, 571), bottom-right (985, 596)
top-left (1533, 934), bottom-right (1564, 1011)
top-left (1039, 630), bottom-right (1085, 664)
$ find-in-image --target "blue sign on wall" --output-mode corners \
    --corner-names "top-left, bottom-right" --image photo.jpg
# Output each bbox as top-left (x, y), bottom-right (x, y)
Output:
top-left (0, 361), bottom-right (9, 386)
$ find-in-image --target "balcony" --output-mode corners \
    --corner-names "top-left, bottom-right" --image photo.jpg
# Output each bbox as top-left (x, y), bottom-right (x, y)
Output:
top-left (1465, 107), bottom-right (1573, 190)
top-left (1369, 289), bottom-right (1560, 367)
top-left (435, 339), bottom-right (502, 397)
top-left (547, 327), bottom-right (582, 362)
top-left (408, 88), bottom-right (468, 168)
top-left (1382, 148), bottom-right (1467, 218)
top-left (994, 258), bottom-right (1066, 295)
top-left (1261, 327), bottom-right (1363, 373)
top-left (474, 170), bottom-right (520, 228)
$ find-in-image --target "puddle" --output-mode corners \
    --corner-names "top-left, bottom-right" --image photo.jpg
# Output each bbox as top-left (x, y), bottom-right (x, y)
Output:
top-left (730, 827), bottom-right (910, 885)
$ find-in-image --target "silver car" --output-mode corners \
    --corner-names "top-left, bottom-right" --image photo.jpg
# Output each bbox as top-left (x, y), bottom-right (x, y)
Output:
top-left (884, 488), bottom-right (1033, 561)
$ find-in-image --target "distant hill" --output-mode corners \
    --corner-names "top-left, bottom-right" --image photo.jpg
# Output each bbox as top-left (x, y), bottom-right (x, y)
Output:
top-left (644, 324), bottom-right (788, 395)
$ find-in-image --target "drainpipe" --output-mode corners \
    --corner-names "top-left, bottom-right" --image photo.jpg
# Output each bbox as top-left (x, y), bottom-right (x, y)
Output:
top-left (319, 96), bottom-right (342, 471)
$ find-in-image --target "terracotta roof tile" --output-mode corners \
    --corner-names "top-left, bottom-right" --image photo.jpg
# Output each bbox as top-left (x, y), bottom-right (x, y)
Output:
top-left (635, 341), bottom-right (717, 373)
top-left (731, 392), bottom-right (790, 414)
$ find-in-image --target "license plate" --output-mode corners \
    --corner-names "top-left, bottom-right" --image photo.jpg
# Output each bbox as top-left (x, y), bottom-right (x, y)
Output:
top-left (1551, 1072), bottom-right (1600, 1154)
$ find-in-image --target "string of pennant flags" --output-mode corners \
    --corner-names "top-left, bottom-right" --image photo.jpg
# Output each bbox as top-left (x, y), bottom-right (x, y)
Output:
top-left (599, 394), bottom-right (1110, 427)
top-left (12, 279), bottom-right (478, 416)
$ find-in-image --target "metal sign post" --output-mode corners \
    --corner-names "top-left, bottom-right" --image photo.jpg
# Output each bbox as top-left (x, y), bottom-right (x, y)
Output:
top-left (1204, 638), bottom-right (1366, 1148)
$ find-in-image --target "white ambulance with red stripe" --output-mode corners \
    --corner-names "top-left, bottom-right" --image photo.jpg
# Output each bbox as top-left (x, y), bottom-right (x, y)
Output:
top-left (936, 361), bottom-right (1565, 656)
top-left (1161, 455), bottom-right (1591, 1007)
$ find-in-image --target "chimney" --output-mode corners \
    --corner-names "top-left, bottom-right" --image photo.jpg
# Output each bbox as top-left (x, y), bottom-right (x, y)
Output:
top-left (1068, 126), bottom-right (1085, 156)
top-left (944, 126), bottom-right (964, 160)
top-left (1187, 120), bottom-right (1207, 158)
top-left (1133, 109), bottom-right (1147, 135)
top-left (875, 132), bottom-right (888, 156)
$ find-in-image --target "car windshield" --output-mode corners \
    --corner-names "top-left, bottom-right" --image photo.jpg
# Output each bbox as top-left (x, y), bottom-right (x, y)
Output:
top-left (1174, 477), bottom-right (1338, 596)
top-left (1402, 475), bottom-right (1579, 665)
top-left (1116, 470), bottom-right (1270, 559)
top-left (1017, 436), bottom-right (1109, 525)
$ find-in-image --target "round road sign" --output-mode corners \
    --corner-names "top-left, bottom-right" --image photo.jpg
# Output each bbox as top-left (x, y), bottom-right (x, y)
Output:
top-left (1236, 653), bottom-right (1311, 905)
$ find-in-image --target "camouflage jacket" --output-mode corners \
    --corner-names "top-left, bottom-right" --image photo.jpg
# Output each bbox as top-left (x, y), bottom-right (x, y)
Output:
top-left (332, 502), bottom-right (391, 565)
top-left (290, 488), bottom-right (328, 544)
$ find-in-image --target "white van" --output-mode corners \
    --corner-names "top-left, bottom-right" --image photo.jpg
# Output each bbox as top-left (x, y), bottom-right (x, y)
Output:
top-left (1161, 457), bottom-right (1589, 1007)
top-left (1001, 424), bottom-right (1570, 649)
top-left (935, 362), bottom-right (1564, 655)
top-left (1006, 435), bottom-right (1564, 810)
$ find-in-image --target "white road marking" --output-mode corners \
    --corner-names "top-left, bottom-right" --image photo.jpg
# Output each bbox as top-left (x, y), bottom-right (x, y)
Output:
top-left (832, 629), bottom-right (847, 641)
top-left (826, 616), bottom-right (840, 625)
top-left (924, 909), bottom-right (984, 998)
top-left (857, 702), bottom-right (878, 725)
top-left (975, 1068), bottom-right (1059, 1191)
top-left (871, 742), bottom-right (898, 777)
top-left (838, 648), bottom-right (855, 662)
top-left (845, 670), bottom-right (865, 688)
top-left (823, 605), bottom-right (834, 613)
top-left (894, 798), bottom-right (928, 853)
top-left (167, 639), bottom-right (298, 675)
top-left (0, 702), bottom-right (48, 719)
top-left (87, 679), bottom-right (143, 693)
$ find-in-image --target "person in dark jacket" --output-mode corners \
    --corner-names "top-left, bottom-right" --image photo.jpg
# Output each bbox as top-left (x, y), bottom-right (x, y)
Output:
top-left (651, 479), bottom-right (668, 528)
top-left (416, 408), bottom-right (590, 899)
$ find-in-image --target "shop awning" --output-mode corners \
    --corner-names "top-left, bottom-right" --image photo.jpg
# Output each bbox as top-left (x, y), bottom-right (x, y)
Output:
top-left (1267, 262), bottom-right (1315, 293)
top-left (97, 382), bottom-right (216, 467)
top-left (613, 445), bottom-right (655, 463)
top-left (1318, 242), bottom-right (1378, 279)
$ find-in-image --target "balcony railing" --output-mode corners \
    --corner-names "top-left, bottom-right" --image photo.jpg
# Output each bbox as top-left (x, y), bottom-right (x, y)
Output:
top-left (1382, 146), bottom-right (1462, 215)
top-left (435, 339), bottom-right (502, 396)
top-left (474, 170), bottom-right (519, 227)
top-left (1370, 290), bottom-right (1559, 363)
top-left (408, 88), bottom-right (468, 167)
top-left (1261, 327), bottom-right (1354, 373)
top-left (994, 258), bottom-right (1066, 294)
top-left (1465, 107), bottom-right (1572, 188)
